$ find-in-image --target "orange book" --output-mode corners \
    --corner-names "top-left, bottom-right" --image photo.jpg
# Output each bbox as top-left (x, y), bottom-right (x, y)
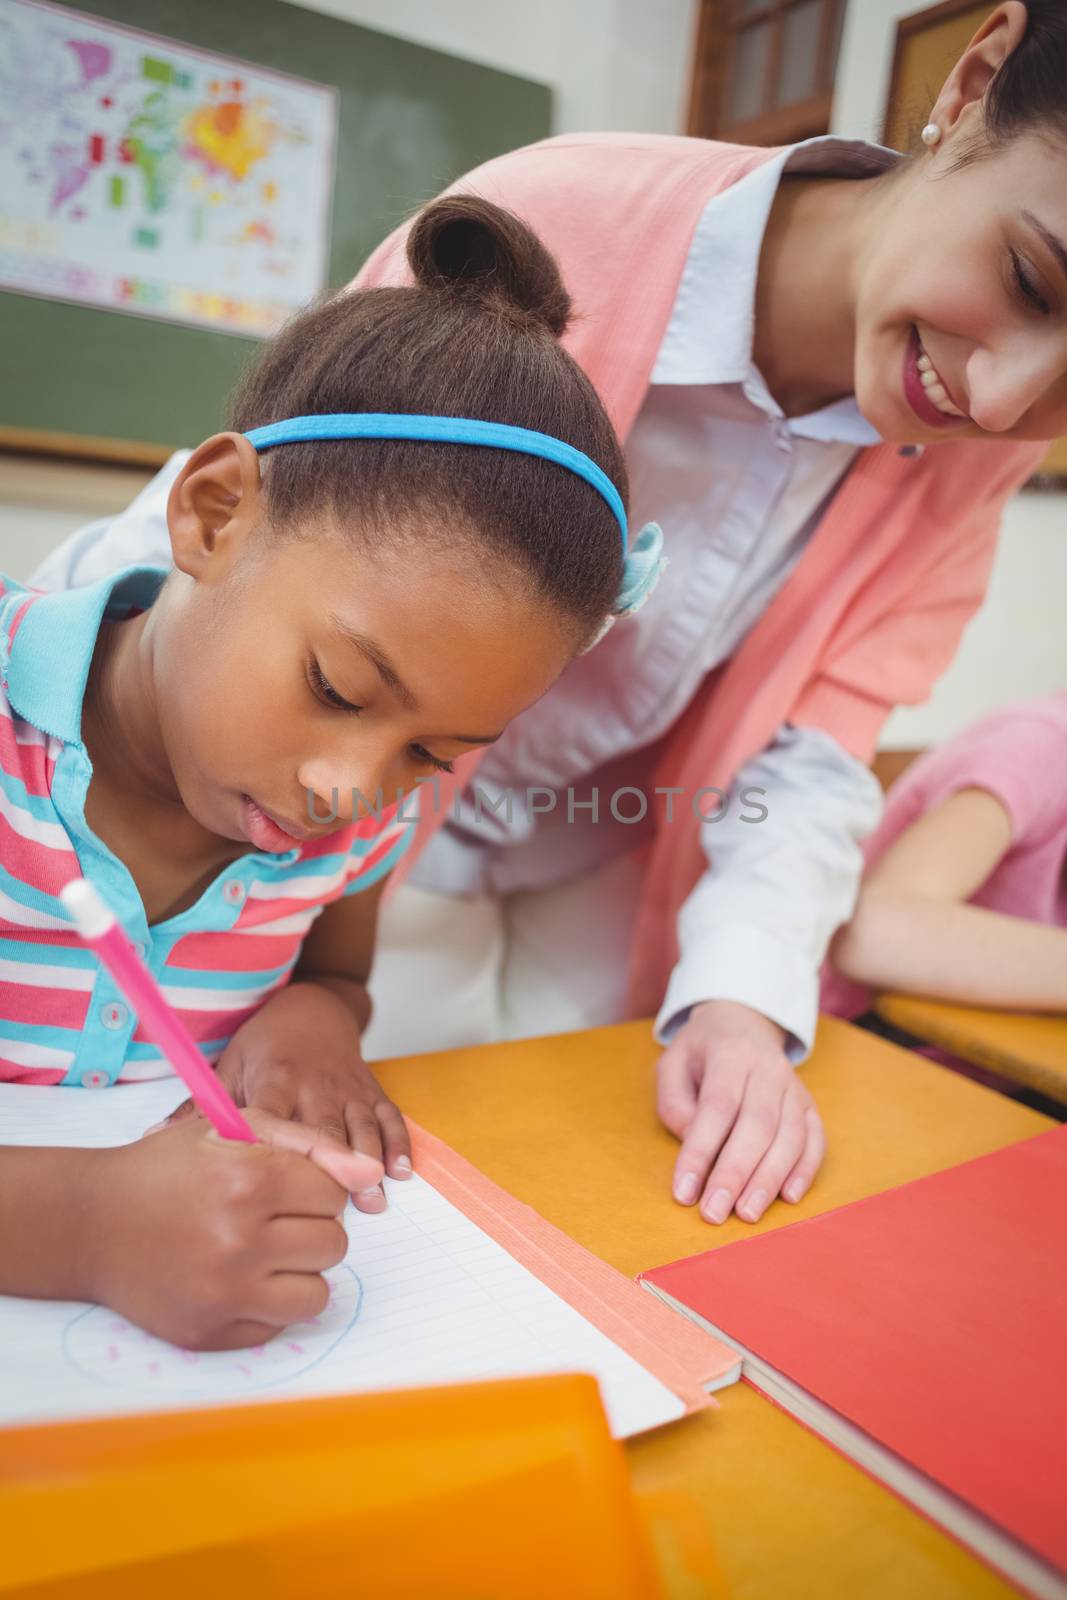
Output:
top-left (641, 1127), bottom-right (1067, 1600)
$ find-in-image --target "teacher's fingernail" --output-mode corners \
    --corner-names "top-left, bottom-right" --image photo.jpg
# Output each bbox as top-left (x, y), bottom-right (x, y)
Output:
top-left (740, 1189), bottom-right (768, 1222)
top-left (394, 1155), bottom-right (412, 1176)
top-left (704, 1188), bottom-right (733, 1225)
top-left (674, 1172), bottom-right (699, 1205)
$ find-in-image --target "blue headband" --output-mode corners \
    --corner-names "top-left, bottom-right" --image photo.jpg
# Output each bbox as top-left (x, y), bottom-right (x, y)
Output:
top-left (244, 412), bottom-right (665, 628)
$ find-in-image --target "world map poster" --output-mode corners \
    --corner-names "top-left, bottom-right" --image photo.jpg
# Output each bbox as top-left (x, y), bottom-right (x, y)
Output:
top-left (0, 0), bottom-right (337, 336)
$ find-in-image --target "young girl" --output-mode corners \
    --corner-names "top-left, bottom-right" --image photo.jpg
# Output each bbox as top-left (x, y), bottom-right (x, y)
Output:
top-left (0, 197), bottom-right (641, 1350)
top-left (39, 2), bottom-right (1066, 1229)
top-left (823, 693), bottom-right (1067, 1019)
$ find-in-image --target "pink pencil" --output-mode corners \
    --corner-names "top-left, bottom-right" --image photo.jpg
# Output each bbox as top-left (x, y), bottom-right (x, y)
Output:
top-left (59, 877), bottom-right (258, 1143)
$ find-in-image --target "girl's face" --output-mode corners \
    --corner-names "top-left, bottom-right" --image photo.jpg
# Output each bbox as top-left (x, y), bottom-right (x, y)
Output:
top-left (157, 457), bottom-right (578, 852)
top-left (854, 132), bottom-right (1067, 446)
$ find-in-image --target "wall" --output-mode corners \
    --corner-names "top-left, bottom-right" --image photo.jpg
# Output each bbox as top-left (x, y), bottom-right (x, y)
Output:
top-left (295, 0), bottom-right (699, 136)
top-left (831, 0), bottom-right (915, 144)
top-left (0, 457), bottom-right (154, 583)
top-left (833, 0), bottom-right (1067, 747)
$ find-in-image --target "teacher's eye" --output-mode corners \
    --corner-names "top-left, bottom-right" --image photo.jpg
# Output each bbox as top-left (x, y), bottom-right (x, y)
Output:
top-left (1010, 250), bottom-right (1051, 316)
top-left (410, 743), bottom-right (455, 775)
top-left (308, 659), bottom-right (362, 713)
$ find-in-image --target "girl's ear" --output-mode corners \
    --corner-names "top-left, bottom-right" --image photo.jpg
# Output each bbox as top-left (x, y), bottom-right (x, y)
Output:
top-left (166, 432), bottom-right (264, 581)
top-left (930, 1), bottom-right (1027, 139)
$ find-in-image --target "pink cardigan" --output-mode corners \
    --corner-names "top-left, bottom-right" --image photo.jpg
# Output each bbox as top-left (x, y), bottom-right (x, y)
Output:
top-left (354, 134), bottom-right (1048, 1015)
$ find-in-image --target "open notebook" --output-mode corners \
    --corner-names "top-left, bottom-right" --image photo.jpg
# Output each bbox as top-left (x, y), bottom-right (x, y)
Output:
top-left (0, 1080), bottom-right (737, 1436)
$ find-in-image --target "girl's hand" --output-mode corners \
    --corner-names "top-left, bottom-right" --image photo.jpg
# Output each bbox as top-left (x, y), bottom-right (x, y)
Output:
top-left (160, 984), bottom-right (411, 1212)
top-left (84, 1110), bottom-right (351, 1350)
top-left (656, 999), bottom-right (825, 1224)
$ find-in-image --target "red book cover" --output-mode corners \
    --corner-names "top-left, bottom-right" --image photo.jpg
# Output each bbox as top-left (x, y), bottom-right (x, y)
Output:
top-left (641, 1127), bottom-right (1067, 1589)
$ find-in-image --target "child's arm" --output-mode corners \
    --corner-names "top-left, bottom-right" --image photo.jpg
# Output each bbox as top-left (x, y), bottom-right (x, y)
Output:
top-left (163, 881), bottom-right (409, 1209)
top-left (829, 787), bottom-right (1067, 1010)
top-left (0, 1113), bottom-right (355, 1348)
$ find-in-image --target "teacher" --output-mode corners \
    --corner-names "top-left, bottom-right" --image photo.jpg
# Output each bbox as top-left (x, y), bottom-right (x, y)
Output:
top-left (37, 2), bottom-right (1063, 1225)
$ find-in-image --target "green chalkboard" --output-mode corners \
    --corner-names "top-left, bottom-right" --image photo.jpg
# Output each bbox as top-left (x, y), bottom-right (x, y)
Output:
top-left (1, 0), bottom-right (551, 459)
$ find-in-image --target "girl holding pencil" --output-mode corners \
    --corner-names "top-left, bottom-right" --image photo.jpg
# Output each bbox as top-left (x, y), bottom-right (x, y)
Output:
top-left (0, 198), bottom-right (650, 1348)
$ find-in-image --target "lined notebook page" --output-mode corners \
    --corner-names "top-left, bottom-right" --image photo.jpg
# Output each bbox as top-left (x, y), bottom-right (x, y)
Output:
top-left (0, 1082), bottom-right (683, 1437)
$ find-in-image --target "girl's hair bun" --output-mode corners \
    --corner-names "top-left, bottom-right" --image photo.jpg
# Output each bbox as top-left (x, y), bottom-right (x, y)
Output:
top-left (407, 194), bottom-right (572, 338)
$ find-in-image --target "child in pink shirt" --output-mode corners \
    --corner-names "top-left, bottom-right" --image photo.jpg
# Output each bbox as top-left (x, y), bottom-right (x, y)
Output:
top-left (823, 693), bottom-right (1067, 1019)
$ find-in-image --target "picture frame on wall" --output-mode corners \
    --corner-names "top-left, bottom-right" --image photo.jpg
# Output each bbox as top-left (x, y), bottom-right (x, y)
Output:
top-left (0, 0), bottom-right (551, 468)
top-left (882, 0), bottom-right (1066, 485)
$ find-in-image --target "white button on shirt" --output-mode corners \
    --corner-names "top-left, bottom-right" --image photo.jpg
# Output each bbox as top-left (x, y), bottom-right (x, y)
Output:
top-left (30, 137), bottom-right (894, 1060)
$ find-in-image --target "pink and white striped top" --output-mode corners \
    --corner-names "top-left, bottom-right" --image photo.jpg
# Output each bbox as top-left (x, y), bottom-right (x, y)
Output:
top-left (0, 567), bottom-right (412, 1087)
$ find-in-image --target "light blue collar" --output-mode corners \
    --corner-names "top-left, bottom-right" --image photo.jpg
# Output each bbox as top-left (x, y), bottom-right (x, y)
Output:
top-left (3, 566), bottom-right (169, 747)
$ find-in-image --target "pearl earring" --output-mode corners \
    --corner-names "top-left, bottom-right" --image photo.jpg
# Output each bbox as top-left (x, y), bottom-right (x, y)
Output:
top-left (921, 121), bottom-right (942, 147)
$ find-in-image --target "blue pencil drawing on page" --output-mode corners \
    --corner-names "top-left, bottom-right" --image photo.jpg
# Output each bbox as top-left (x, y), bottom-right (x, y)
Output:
top-left (60, 1264), bottom-right (363, 1394)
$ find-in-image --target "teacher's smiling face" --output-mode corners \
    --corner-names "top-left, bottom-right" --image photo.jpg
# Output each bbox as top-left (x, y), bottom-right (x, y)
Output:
top-left (851, 1), bottom-right (1067, 447)
top-left (855, 132), bottom-right (1067, 446)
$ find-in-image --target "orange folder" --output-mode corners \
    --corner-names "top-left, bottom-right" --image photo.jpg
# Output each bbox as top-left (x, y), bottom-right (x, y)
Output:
top-left (0, 1374), bottom-right (673, 1599)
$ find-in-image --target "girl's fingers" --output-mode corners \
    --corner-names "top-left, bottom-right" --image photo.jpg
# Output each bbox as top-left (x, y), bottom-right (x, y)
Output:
top-left (697, 1068), bottom-right (784, 1224)
top-left (344, 1102), bottom-right (387, 1212)
top-left (288, 1094), bottom-right (384, 1197)
top-left (253, 1270), bottom-right (332, 1330)
top-left (734, 1093), bottom-right (809, 1223)
top-left (151, 1049), bottom-right (250, 1132)
top-left (781, 1104), bottom-right (827, 1205)
top-left (144, 1096), bottom-right (196, 1135)
top-left (374, 1097), bottom-right (413, 1179)
top-left (671, 1061), bottom-right (746, 1208)
top-left (266, 1217), bottom-right (349, 1273)
top-left (242, 1067), bottom-right (297, 1122)
top-left (233, 1107), bottom-right (382, 1202)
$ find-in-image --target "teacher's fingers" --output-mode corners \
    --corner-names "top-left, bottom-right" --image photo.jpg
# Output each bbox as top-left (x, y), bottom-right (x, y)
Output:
top-left (732, 1088), bottom-right (810, 1223)
top-left (781, 1102), bottom-right (827, 1205)
top-left (669, 1060), bottom-right (746, 1209)
top-left (696, 1060), bottom-right (786, 1224)
top-left (656, 1037), bottom-right (703, 1143)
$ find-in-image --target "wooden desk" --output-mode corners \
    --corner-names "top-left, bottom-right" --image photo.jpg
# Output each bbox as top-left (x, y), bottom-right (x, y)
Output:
top-left (875, 993), bottom-right (1067, 1106)
top-left (376, 1016), bottom-right (1052, 1600)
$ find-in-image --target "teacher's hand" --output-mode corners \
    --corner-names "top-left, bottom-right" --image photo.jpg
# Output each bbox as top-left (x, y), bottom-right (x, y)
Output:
top-left (656, 999), bottom-right (825, 1224)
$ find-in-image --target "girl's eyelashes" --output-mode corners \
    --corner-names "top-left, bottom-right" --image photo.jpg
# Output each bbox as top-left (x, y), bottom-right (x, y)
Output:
top-left (308, 658), bottom-right (363, 713)
top-left (1010, 249), bottom-right (1052, 316)
top-left (410, 744), bottom-right (456, 775)
top-left (308, 659), bottom-right (455, 772)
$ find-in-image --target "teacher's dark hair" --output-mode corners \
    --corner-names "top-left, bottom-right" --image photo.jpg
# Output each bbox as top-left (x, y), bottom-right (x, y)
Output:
top-left (984, 0), bottom-right (1067, 142)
